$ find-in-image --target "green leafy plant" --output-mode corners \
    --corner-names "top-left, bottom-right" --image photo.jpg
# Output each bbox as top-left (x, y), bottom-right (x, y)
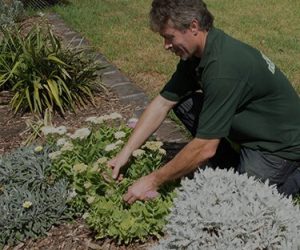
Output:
top-left (0, 146), bottom-right (69, 248)
top-left (0, 25), bottom-right (105, 116)
top-left (0, 0), bottom-right (24, 27)
top-left (45, 113), bottom-right (179, 244)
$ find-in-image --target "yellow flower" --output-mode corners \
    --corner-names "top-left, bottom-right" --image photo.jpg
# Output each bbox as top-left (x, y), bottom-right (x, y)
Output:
top-left (34, 146), bottom-right (43, 153)
top-left (22, 201), bottom-right (32, 209)
top-left (73, 163), bottom-right (88, 173)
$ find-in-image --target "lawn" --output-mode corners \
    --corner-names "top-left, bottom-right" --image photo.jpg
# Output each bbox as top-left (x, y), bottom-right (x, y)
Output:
top-left (52, 0), bottom-right (300, 96)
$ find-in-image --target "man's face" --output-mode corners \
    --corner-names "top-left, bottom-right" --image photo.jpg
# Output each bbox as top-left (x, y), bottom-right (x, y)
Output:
top-left (159, 23), bottom-right (198, 60)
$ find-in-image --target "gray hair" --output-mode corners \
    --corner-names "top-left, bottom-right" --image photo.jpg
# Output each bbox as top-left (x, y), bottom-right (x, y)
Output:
top-left (150, 0), bottom-right (214, 32)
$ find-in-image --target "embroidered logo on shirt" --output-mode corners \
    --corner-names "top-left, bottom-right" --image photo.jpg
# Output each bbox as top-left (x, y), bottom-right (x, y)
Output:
top-left (260, 52), bottom-right (275, 74)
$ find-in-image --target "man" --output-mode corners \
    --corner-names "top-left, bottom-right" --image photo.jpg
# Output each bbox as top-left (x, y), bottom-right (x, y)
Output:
top-left (108, 0), bottom-right (300, 204)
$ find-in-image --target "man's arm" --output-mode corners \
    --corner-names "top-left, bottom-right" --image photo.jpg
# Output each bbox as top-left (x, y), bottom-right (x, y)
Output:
top-left (108, 95), bottom-right (177, 178)
top-left (123, 137), bottom-right (220, 204)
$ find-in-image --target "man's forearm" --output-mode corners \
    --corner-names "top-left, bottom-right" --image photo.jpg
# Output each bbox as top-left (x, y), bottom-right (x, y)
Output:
top-left (121, 95), bottom-right (176, 157)
top-left (151, 138), bottom-right (220, 186)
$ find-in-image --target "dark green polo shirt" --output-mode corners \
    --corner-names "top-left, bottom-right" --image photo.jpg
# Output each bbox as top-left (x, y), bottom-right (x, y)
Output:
top-left (160, 27), bottom-right (300, 160)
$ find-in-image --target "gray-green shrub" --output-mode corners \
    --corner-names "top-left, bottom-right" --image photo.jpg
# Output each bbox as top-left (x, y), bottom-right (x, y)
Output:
top-left (154, 168), bottom-right (300, 250)
top-left (0, 146), bottom-right (69, 247)
top-left (0, 0), bottom-right (24, 27)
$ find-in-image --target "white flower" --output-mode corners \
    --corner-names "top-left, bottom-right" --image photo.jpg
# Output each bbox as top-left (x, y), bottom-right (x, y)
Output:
top-left (60, 142), bottom-right (74, 152)
top-left (34, 146), bottom-right (43, 153)
top-left (127, 118), bottom-right (138, 128)
top-left (84, 182), bottom-right (92, 189)
top-left (104, 143), bottom-right (117, 152)
top-left (41, 125), bottom-right (67, 135)
top-left (73, 163), bottom-right (88, 173)
top-left (22, 201), bottom-right (32, 209)
top-left (68, 189), bottom-right (77, 199)
top-left (142, 141), bottom-right (163, 151)
top-left (85, 116), bottom-right (107, 124)
top-left (159, 148), bottom-right (167, 155)
top-left (85, 116), bottom-right (98, 123)
top-left (49, 151), bottom-right (62, 160)
top-left (115, 140), bottom-right (124, 145)
top-left (82, 212), bottom-right (90, 219)
top-left (91, 164), bottom-right (99, 172)
top-left (56, 138), bottom-right (67, 146)
top-left (96, 157), bottom-right (108, 164)
top-left (70, 128), bottom-right (91, 140)
top-left (109, 112), bottom-right (122, 120)
top-left (86, 196), bottom-right (95, 204)
top-left (100, 114), bottom-right (111, 121)
top-left (37, 11), bottom-right (45, 17)
top-left (56, 126), bottom-right (67, 135)
top-left (114, 131), bottom-right (126, 139)
top-left (132, 149), bottom-right (145, 158)
top-left (41, 126), bottom-right (57, 135)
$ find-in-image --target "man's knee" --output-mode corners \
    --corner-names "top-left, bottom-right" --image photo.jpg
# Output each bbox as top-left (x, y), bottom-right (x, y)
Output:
top-left (239, 148), bottom-right (300, 196)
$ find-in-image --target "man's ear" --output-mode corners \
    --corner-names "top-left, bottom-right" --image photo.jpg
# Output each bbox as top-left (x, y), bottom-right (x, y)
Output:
top-left (190, 19), bottom-right (201, 35)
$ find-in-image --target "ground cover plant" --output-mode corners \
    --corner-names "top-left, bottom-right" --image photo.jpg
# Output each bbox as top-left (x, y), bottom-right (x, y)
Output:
top-left (41, 113), bottom-right (179, 245)
top-left (0, 0), bottom-right (24, 27)
top-left (0, 24), bottom-right (105, 116)
top-left (0, 146), bottom-right (69, 248)
top-left (53, 0), bottom-right (300, 95)
top-left (153, 168), bottom-right (300, 250)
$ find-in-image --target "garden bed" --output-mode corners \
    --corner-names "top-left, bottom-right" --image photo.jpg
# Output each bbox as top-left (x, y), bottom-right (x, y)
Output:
top-left (0, 14), bottom-right (158, 249)
top-left (0, 88), bottom-right (163, 250)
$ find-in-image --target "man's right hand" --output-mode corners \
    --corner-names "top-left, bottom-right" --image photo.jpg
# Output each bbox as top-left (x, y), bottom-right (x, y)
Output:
top-left (108, 95), bottom-right (176, 180)
top-left (107, 152), bottom-right (130, 179)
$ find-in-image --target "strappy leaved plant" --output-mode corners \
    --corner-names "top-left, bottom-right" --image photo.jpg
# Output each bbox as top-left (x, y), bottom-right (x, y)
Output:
top-left (0, 25), bottom-right (105, 116)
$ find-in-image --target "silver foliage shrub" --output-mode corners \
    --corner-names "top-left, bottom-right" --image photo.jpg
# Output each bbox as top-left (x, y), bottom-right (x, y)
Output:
top-left (0, 146), bottom-right (69, 247)
top-left (153, 168), bottom-right (300, 250)
top-left (0, 0), bottom-right (24, 27)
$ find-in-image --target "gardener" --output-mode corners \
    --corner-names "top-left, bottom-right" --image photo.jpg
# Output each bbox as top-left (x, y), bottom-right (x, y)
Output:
top-left (108, 0), bottom-right (300, 204)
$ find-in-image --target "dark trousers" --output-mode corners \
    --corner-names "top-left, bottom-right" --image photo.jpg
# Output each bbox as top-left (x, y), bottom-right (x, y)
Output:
top-left (173, 92), bottom-right (300, 197)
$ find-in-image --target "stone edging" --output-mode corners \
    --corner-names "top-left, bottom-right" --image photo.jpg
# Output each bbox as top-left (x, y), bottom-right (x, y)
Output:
top-left (46, 12), bottom-right (188, 143)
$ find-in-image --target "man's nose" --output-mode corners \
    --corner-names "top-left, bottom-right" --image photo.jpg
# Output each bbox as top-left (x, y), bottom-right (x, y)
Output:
top-left (164, 39), bottom-right (172, 50)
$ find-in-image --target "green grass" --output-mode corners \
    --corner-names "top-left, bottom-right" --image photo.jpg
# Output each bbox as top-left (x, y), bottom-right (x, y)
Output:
top-left (52, 0), bottom-right (300, 96)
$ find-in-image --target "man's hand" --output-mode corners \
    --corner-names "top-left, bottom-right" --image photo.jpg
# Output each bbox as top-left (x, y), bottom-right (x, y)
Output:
top-left (123, 174), bottom-right (159, 204)
top-left (107, 152), bottom-right (130, 179)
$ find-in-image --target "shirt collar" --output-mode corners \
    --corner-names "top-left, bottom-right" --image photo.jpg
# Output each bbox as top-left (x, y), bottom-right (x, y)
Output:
top-left (197, 27), bottom-right (220, 68)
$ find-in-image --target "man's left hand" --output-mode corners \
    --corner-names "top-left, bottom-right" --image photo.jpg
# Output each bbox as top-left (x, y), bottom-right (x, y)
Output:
top-left (123, 174), bottom-right (159, 204)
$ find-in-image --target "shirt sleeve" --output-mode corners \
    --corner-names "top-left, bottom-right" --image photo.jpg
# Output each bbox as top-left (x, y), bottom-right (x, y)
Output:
top-left (160, 60), bottom-right (200, 102)
top-left (196, 77), bottom-right (245, 139)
